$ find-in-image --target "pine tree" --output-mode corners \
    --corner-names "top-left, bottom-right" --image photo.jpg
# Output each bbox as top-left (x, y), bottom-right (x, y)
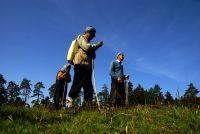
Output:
top-left (164, 91), bottom-right (174, 105)
top-left (147, 84), bottom-right (164, 105)
top-left (98, 84), bottom-right (109, 104)
top-left (0, 74), bottom-right (7, 105)
top-left (131, 84), bottom-right (145, 105)
top-left (40, 96), bottom-right (51, 107)
top-left (20, 78), bottom-right (32, 105)
top-left (183, 83), bottom-right (199, 106)
top-left (184, 83), bottom-right (199, 99)
top-left (48, 83), bottom-right (56, 100)
top-left (32, 82), bottom-right (45, 106)
top-left (7, 81), bottom-right (20, 103)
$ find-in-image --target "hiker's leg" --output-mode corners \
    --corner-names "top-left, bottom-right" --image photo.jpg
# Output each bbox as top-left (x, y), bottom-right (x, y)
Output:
top-left (83, 69), bottom-right (93, 103)
top-left (110, 79), bottom-right (118, 107)
top-left (63, 84), bottom-right (68, 105)
top-left (68, 65), bottom-right (84, 100)
top-left (118, 82), bottom-right (125, 106)
top-left (84, 69), bottom-right (93, 102)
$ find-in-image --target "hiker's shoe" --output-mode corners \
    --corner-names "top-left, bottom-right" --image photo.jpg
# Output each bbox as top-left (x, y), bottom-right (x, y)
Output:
top-left (74, 102), bottom-right (79, 113)
top-left (68, 97), bottom-right (73, 108)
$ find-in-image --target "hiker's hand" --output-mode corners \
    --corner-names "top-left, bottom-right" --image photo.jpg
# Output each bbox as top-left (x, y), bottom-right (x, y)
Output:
top-left (97, 41), bottom-right (103, 47)
top-left (93, 41), bottom-right (103, 51)
top-left (62, 72), bottom-right (67, 78)
top-left (117, 77), bottom-right (122, 83)
top-left (125, 75), bottom-right (129, 80)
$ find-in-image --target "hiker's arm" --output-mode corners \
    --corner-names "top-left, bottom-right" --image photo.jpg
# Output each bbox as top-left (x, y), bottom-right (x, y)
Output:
top-left (109, 62), bottom-right (118, 79)
top-left (78, 36), bottom-right (103, 52)
top-left (90, 41), bottom-right (103, 51)
top-left (57, 72), bottom-right (66, 80)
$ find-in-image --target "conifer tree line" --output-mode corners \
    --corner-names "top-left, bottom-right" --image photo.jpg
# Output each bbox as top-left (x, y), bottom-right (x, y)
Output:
top-left (0, 73), bottom-right (199, 107)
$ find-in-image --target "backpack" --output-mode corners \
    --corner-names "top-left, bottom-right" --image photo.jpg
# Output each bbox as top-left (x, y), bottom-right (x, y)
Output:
top-left (67, 39), bottom-right (79, 63)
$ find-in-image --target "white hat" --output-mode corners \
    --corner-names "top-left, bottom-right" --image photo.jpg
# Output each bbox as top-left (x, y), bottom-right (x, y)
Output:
top-left (116, 52), bottom-right (124, 58)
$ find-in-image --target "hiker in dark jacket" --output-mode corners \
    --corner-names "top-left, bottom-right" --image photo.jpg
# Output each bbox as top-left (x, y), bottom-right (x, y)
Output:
top-left (67, 26), bottom-right (103, 108)
top-left (54, 64), bottom-right (71, 110)
top-left (109, 52), bottom-right (126, 107)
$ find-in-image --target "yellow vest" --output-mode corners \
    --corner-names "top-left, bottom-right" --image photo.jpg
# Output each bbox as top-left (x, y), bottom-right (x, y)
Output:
top-left (67, 39), bottom-right (78, 62)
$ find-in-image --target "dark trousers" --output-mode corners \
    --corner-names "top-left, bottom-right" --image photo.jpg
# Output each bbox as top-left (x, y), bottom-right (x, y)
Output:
top-left (54, 82), bottom-right (67, 110)
top-left (68, 65), bottom-right (93, 102)
top-left (110, 78), bottom-right (125, 107)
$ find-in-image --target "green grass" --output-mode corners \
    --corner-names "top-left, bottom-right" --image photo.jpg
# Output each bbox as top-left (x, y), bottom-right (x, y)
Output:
top-left (0, 105), bottom-right (200, 134)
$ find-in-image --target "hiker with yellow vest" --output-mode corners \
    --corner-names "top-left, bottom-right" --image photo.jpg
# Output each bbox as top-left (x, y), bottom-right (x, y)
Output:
top-left (67, 26), bottom-right (103, 109)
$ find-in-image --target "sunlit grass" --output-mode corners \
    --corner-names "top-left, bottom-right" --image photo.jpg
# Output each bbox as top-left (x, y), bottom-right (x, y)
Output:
top-left (0, 105), bottom-right (200, 134)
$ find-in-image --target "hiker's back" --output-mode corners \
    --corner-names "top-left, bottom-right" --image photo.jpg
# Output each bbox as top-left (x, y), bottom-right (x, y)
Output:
top-left (70, 35), bottom-right (93, 69)
top-left (67, 37), bottom-right (79, 64)
top-left (74, 37), bottom-right (93, 69)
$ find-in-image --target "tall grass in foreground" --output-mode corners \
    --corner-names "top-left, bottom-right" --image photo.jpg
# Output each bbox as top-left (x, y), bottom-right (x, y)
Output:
top-left (0, 105), bottom-right (200, 134)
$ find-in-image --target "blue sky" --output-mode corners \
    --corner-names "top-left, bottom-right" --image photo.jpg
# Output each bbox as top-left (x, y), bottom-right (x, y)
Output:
top-left (1, 0), bottom-right (200, 100)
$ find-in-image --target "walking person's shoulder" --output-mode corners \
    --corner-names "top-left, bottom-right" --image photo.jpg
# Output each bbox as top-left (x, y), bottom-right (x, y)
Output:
top-left (75, 35), bottom-right (82, 44)
top-left (76, 35), bottom-right (82, 40)
top-left (110, 60), bottom-right (115, 65)
top-left (110, 60), bottom-right (117, 67)
top-left (112, 60), bottom-right (120, 64)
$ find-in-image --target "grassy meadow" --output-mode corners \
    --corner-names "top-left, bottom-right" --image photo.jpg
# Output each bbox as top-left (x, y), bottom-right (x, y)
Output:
top-left (0, 105), bottom-right (200, 134)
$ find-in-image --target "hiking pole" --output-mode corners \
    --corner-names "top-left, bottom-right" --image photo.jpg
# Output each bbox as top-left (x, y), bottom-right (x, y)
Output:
top-left (92, 59), bottom-right (101, 112)
top-left (125, 75), bottom-right (130, 106)
top-left (61, 65), bottom-right (71, 109)
top-left (61, 81), bottom-right (67, 108)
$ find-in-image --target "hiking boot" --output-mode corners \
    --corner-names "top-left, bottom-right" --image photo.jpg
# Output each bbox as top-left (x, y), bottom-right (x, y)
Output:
top-left (68, 97), bottom-right (73, 109)
top-left (73, 101), bottom-right (79, 113)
